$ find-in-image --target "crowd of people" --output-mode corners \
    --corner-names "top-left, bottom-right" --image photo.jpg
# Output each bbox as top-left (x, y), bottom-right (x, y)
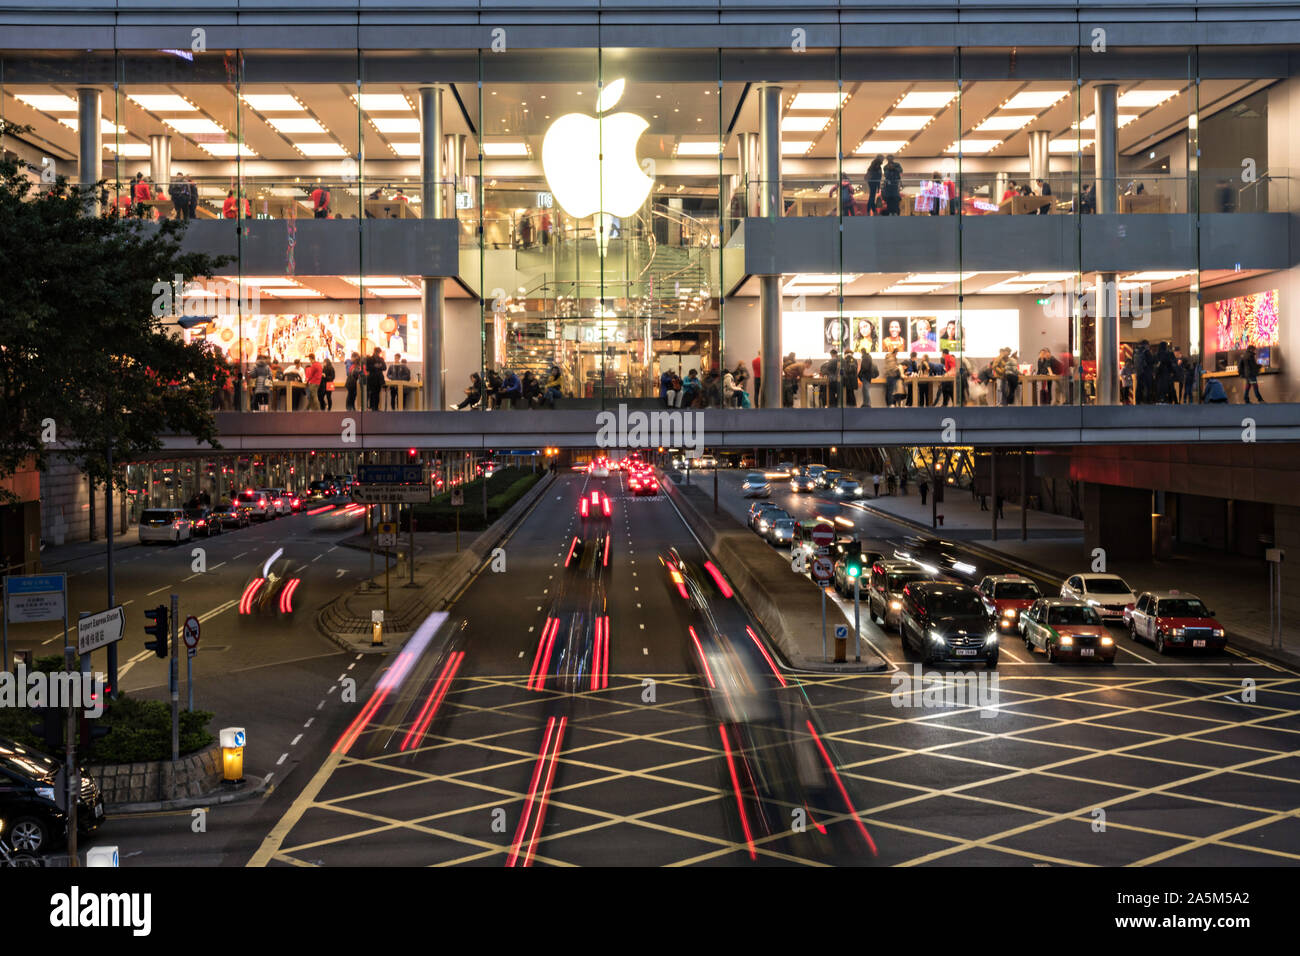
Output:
top-left (243, 347), bottom-right (414, 411)
top-left (453, 365), bottom-right (565, 410)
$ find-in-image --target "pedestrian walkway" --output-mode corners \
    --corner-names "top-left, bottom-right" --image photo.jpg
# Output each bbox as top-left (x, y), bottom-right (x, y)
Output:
top-left (33, 534), bottom-right (142, 570)
top-left (861, 483), bottom-right (1300, 668)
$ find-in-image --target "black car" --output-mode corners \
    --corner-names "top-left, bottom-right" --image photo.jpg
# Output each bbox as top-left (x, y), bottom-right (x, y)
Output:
top-left (899, 581), bottom-right (999, 667)
top-left (212, 502), bottom-right (251, 529)
top-left (0, 737), bottom-right (105, 855)
top-left (183, 506), bottom-right (223, 537)
top-left (306, 479), bottom-right (339, 501)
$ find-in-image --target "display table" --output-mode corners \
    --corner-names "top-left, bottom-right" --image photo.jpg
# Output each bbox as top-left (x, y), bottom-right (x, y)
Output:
top-left (997, 194), bottom-right (1052, 215)
top-left (1118, 193), bottom-right (1173, 214)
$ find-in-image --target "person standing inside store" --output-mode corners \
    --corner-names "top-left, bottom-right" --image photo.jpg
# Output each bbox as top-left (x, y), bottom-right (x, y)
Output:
top-left (752, 352), bottom-right (762, 408)
top-left (320, 356), bottom-right (336, 410)
top-left (857, 349), bottom-right (876, 407)
top-left (883, 348), bottom-right (902, 408)
top-left (311, 184), bottom-right (331, 219)
top-left (304, 353), bottom-right (323, 410)
top-left (820, 350), bottom-right (841, 407)
top-left (251, 355), bottom-right (272, 411)
top-left (132, 172), bottom-right (151, 218)
top-left (865, 155), bottom-right (883, 216)
top-left (928, 171), bottom-right (944, 215)
top-left (1133, 340), bottom-right (1152, 404)
top-left (345, 352), bottom-right (361, 411)
top-left (840, 349), bottom-right (858, 407)
top-left (365, 348), bottom-right (388, 412)
top-left (882, 155), bottom-right (903, 216)
top-left (944, 172), bottom-right (958, 215)
top-left (169, 174), bottom-right (188, 220)
top-left (223, 189), bottom-right (239, 219)
top-left (1239, 345), bottom-right (1265, 403)
top-left (388, 352), bottom-right (411, 409)
top-left (540, 211), bottom-right (552, 246)
top-left (782, 353), bottom-right (801, 408)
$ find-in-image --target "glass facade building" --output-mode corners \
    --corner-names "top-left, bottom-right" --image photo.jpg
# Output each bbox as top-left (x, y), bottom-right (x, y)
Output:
top-left (2, 5), bottom-right (1298, 415)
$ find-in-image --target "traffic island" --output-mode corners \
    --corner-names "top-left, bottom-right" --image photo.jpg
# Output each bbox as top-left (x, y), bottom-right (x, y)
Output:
top-left (317, 471), bottom-right (556, 652)
top-left (663, 473), bottom-right (887, 672)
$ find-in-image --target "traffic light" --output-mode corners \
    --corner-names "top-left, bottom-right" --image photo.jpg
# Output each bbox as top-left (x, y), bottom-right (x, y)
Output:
top-left (843, 542), bottom-right (864, 582)
top-left (30, 706), bottom-right (62, 751)
top-left (81, 698), bottom-right (111, 752)
top-left (144, 605), bottom-right (169, 659)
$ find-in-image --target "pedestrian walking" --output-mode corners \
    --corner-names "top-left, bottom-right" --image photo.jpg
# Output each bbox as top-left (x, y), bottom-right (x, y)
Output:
top-left (345, 352), bottom-right (361, 411)
top-left (320, 357), bottom-right (335, 410)
top-left (873, 473), bottom-right (881, 497)
top-left (1239, 345), bottom-right (1265, 403)
top-left (919, 478), bottom-right (929, 506)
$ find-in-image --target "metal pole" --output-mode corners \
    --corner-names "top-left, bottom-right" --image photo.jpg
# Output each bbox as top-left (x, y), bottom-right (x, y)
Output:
top-left (853, 577), bottom-right (861, 663)
top-left (106, 440), bottom-right (117, 697)
top-left (1021, 450), bottom-right (1029, 541)
top-left (65, 604), bottom-right (78, 866)
top-left (170, 593), bottom-right (179, 787)
top-left (187, 646), bottom-right (193, 713)
top-left (821, 587), bottom-right (827, 662)
top-left (408, 503), bottom-right (416, 586)
top-left (991, 448), bottom-right (999, 541)
top-left (713, 466), bottom-right (718, 514)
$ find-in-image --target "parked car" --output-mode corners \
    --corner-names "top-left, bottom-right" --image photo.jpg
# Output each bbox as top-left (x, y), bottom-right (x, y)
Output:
top-left (1125, 590), bottom-right (1227, 654)
top-left (137, 508), bottom-right (193, 544)
top-left (898, 581), bottom-right (999, 667)
top-left (1060, 572), bottom-right (1137, 621)
top-left (1020, 599), bottom-right (1115, 663)
top-left (741, 473), bottom-right (771, 498)
top-left (183, 506), bottom-right (223, 538)
top-left (0, 736), bottom-right (105, 854)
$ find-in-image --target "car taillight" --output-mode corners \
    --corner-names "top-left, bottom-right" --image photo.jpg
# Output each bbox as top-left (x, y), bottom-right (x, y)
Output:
top-left (580, 499), bottom-right (590, 517)
top-left (602, 497), bottom-right (611, 516)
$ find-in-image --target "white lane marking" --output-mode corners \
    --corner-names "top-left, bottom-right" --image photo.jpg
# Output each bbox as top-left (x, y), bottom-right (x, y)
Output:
top-left (312, 555), bottom-right (323, 562)
top-left (276, 753), bottom-right (289, 766)
top-left (643, 647), bottom-right (649, 655)
top-left (329, 685), bottom-right (338, 694)
top-left (316, 700), bottom-right (325, 710)
top-left (291, 735), bottom-right (302, 746)
top-left (528, 626), bottom-right (535, 632)
top-left (348, 663), bottom-right (356, 669)
top-left (147, 585), bottom-right (171, 595)
top-left (518, 651), bottom-right (526, 658)
top-left (232, 551), bottom-right (249, 560)
top-left (639, 624), bottom-right (645, 630)
top-left (328, 546), bottom-right (339, 553)
top-left (304, 718), bottom-right (314, 728)
top-left (337, 672), bottom-right (347, 681)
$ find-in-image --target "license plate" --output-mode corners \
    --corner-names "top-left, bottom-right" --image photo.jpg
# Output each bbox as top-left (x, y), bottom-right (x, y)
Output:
top-left (94, 803), bottom-right (103, 818)
top-left (955, 648), bottom-right (977, 656)
top-left (1193, 639), bottom-right (1206, 648)
top-left (1080, 647), bottom-right (1094, 657)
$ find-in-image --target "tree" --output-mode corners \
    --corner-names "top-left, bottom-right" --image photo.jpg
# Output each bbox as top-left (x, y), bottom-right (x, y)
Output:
top-left (0, 149), bottom-right (233, 492)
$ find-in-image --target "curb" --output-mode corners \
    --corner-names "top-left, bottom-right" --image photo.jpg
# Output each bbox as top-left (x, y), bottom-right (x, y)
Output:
top-left (857, 501), bottom-right (1300, 673)
top-left (107, 772), bottom-right (273, 814)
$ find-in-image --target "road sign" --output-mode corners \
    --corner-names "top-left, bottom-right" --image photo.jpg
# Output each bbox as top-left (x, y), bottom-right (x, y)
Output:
top-left (811, 527), bottom-right (834, 549)
top-left (450, 487), bottom-right (465, 507)
top-left (4, 573), bottom-right (67, 623)
top-left (377, 522), bottom-right (398, 548)
top-left (183, 615), bottom-right (201, 650)
top-left (77, 605), bottom-right (126, 655)
top-left (835, 624), bottom-right (849, 640)
top-left (357, 463), bottom-right (424, 484)
top-left (351, 483), bottom-right (430, 504)
top-left (811, 556), bottom-right (833, 584)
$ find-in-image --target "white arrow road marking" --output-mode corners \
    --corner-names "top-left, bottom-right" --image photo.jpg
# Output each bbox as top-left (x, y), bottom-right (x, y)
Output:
top-left (336, 569), bottom-right (347, 578)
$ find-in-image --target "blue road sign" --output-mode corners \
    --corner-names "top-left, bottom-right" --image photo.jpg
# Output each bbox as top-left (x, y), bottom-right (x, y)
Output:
top-left (834, 624), bottom-right (849, 640)
top-left (6, 574), bottom-right (65, 594)
top-left (357, 464), bottom-right (424, 484)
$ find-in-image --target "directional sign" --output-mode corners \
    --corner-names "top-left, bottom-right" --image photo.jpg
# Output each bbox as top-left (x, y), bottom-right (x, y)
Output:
top-left (351, 484), bottom-right (430, 504)
top-left (4, 574), bottom-right (66, 623)
top-left (77, 605), bottom-right (126, 655)
top-left (811, 556), bottom-right (833, 584)
top-left (377, 522), bottom-right (398, 548)
top-left (183, 615), bottom-right (201, 651)
top-left (357, 464), bottom-right (424, 484)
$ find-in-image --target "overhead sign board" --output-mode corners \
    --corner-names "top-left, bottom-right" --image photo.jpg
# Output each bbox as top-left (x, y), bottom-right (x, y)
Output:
top-left (357, 464), bottom-right (424, 484)
top-left (4, 574), bottom-right (67, 624)
top-left (352, 484), bottom-right (430, 504)
top-left (77, 605), bottom-right (126, 655)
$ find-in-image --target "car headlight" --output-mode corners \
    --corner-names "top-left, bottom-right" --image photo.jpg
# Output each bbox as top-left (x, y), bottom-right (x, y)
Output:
top-left (1213, 628), bottom-right (1224, 637)
top-left (929, 630), bottom-right (945, 644)
top-left (889, 600), bottom-right (902, 610)
top-left (1059, 635), bottom-right (1074, 646)
top-left (36, 786), bottom-right (55, 802)
top-left (1101, 636), bottom-right (1114, 646)
top-left (854, 488), bottom-right (863, 495)
top-left (1171, 627), bottom-right (1185, 637)
top-left (1085, 598), bottom-right (1100, 606)
top-left (1002, 608), bottom-right (1017, 617)
top-left (986, 630), bottom-right (999, 644)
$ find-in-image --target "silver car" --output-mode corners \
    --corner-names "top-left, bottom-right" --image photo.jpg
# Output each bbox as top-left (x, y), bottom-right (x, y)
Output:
top-left (138, 508), bottom-right (193, 544)
top-left (767, 517), bottom-right (798, 548)
top-left (741, 473), bottom-right (771, 498)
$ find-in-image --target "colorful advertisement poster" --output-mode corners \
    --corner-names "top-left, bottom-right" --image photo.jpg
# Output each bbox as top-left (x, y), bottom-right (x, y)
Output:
top-left (1207, 289), bottom-right (1279, 351)
top-left (881, 317), bottom-right (907, 354)
top-left (909, 317), bottom-right (938, 354)
top-left (938, 318), bottom-right (962, 352)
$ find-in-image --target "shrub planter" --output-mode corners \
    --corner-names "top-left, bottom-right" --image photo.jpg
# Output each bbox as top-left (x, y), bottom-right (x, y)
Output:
top-left (89, 743), bottom-right (224, 807)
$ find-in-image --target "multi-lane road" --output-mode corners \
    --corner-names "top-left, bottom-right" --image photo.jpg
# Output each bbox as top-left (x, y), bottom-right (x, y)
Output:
top-left (27, 465), bottom-right (1300, 867)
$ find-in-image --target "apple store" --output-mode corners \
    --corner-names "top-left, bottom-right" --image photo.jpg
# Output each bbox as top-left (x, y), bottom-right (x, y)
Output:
top-left (3, 22), bottom-right (1299, 408)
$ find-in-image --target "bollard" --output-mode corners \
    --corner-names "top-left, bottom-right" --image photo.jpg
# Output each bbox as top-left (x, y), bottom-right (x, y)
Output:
top-left (371, 609), bottom-right (384, 646)
top-left (833, 636), bottom-right (847, 663)
top-left (219, 727), bottom-right (245, 784)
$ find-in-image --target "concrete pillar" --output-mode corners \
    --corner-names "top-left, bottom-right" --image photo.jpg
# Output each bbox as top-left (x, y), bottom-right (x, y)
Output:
top-left (149, 134), bottom-right (171, 190)
top-left (421, 87), bottom-right (447, 411)
top-left (1096, 272), bottom-right (1120, 405)
top-left (1027, 130), bottom-right (1050, 184)
top-left (1094, 83), bottom-right (1119, 215)
top-left (759, 275), bottom-right (782, 408)
top-left (77, 88), bottom-right (102, 216)
top-left (758, 86), bottom-right (783, 219)
top-left (447, 133), bottom-right (466, 191)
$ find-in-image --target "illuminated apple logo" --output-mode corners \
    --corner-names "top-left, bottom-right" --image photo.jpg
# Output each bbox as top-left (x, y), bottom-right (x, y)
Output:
top-left (541, 78), bottom-right (653, 245)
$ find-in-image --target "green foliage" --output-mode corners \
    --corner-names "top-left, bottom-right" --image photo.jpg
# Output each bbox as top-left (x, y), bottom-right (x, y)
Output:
top-left (0, 156), bottom-right (233, 490)
top-left (408, 466), bottom-right (541, 532)
top-left (0, 692), bottom-right (214, 764)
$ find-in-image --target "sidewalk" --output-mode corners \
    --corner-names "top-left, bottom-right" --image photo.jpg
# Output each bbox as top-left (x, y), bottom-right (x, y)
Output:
top-left (35, 533), bottom-right (142, 569)
top-left (862, 485), bottom-right (1300, 668)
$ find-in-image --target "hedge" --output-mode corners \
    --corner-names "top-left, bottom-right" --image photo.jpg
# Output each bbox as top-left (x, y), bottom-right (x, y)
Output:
top-left (405, 465), bottom-right (543, 532)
